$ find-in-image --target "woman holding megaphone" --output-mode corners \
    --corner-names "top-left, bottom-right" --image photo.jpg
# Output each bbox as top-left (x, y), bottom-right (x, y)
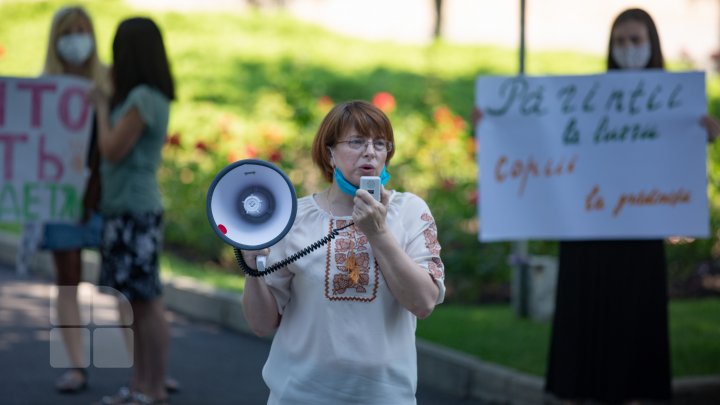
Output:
top-left (240, 100), bottom-right (445, 404)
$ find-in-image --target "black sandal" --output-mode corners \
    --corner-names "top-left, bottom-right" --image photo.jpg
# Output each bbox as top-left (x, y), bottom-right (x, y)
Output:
top-left (55, 368), bottom-right (87, 394)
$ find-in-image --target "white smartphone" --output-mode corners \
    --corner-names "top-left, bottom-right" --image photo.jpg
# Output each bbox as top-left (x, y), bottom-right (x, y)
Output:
top-left (360, 176), bottom-right (381, 201)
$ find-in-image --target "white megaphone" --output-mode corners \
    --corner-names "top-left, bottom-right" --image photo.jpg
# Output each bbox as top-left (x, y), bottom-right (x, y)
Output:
top-left (206, 159), bottom-right (297, 272)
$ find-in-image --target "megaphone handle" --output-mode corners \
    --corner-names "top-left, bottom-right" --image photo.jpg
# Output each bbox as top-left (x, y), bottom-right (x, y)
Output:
top-left (256, 255), bottom-right (267, 272)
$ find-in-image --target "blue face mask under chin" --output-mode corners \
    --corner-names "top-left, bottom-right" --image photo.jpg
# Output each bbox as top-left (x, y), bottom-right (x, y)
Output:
top-left (334, 166), bottom-right (391, 197)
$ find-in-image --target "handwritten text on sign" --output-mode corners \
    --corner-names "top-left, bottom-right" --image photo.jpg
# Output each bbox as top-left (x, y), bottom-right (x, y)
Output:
top-left (475, 71), bottom-right (708, 241)
top-left (0, 76), bottom-right (93, 223)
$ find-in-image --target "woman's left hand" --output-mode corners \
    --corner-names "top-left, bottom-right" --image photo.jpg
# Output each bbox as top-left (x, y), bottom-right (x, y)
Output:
top-left (353, 188), bottom-right (389, 237)
top-left (701, 115), bottom-right (720, 143)
top-left (87, 85), bottom-right (109, 108)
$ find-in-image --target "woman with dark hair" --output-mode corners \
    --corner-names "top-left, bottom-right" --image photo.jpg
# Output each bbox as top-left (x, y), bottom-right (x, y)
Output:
top-left (545, 8), bottom-right (719, 404)
top-left (241, 100), bottom-right (445, 404)
top-left (90, 16), bottom-right (174, 405)
top-left (606, 8), bottom-right (665, 71)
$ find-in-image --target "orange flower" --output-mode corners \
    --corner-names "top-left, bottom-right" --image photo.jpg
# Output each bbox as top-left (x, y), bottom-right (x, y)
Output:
top-left (347, 254), bottom-right (360, 284)
top-left (317, 95), bottom-right (334, 113)
top-left (244, 145), bottom-right (257, 158)
top-left (434, 106), bottom-right (452, 124)
top-left (372, 91), bottom-right (396, 113)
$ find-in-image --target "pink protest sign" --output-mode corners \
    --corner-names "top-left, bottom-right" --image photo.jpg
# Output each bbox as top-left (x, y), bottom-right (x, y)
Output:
top-left (0, 75), bottom-right (93, 223)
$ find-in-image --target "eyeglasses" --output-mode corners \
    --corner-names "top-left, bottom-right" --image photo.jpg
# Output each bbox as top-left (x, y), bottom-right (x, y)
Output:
top-left (336, 138), bottom-right (393, 153)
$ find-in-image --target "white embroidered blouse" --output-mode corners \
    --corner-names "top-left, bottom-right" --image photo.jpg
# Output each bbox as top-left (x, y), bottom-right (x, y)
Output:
top-left (261, 191), bottom-right (445, 405)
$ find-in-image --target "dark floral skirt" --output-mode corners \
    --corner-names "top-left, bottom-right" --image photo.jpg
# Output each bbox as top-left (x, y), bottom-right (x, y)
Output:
top-left (99, 212), bottom-right (163, 301)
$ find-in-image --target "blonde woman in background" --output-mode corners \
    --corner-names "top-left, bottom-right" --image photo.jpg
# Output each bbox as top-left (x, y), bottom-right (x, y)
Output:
top-left (39, 5), bottom-right (109, 394)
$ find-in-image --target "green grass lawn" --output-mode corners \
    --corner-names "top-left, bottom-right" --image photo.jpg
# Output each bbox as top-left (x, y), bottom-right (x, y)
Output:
top-left (161, 252), bottom-right (246, 292)
top-left (416, 299), bottom-right (720, 378)
top-left (417, 304), bottom-right (551, 376)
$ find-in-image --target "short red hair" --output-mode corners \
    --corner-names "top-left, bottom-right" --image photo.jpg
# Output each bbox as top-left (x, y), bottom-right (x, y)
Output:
top-left (311, 100), bottom-right (395, 183)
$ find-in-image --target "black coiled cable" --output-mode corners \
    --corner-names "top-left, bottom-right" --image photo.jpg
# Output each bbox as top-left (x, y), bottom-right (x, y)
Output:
top-left (234, 222), bottom-right (355, 277)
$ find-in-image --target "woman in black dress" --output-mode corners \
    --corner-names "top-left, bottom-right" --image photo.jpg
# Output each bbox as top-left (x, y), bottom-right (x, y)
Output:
top-left (545, 8), bottom-right (720, 403)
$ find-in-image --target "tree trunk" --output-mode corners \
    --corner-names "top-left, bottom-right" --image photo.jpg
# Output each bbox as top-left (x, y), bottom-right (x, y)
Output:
top-left (433, 0), bottom-right (443, 39)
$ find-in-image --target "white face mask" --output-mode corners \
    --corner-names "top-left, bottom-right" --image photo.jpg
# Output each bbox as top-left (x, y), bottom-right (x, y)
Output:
top-left (611, 43), bottom-right (651, 69)
top-left (56, 33), bottom-right (94, 66)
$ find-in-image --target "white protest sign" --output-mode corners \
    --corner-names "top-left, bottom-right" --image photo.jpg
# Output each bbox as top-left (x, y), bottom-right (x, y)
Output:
top-left (475, 71), bottom-right (708, 241)
top-left (0, 75), bottom-right (93, 223)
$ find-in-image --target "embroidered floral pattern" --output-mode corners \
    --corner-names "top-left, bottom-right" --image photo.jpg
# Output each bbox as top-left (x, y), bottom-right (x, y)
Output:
top-left (421, 212), bottom-right (445, 279)
top-left (429, 257), bottom-right (444, 279)
top-left (325, 219), bottom-right (378, 302)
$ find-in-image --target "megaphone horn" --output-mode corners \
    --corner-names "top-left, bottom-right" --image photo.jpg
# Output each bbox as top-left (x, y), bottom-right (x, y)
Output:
top-left (206, 159), bottom-right (297, 271)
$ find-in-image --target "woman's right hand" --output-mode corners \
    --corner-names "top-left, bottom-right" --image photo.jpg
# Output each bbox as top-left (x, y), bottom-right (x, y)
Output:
top-left (472, 107), bottom-right (484, 135)
top-left (701, 115), bottom-right (720, 143)
top-left (241, 248), bottom-right (270, 270)
top-left (240, 247), bottom-right (280, 336)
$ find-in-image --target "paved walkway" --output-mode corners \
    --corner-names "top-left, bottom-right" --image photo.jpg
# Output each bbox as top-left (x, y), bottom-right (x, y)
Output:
top-left (0, 265), bottom-right (482, 404)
